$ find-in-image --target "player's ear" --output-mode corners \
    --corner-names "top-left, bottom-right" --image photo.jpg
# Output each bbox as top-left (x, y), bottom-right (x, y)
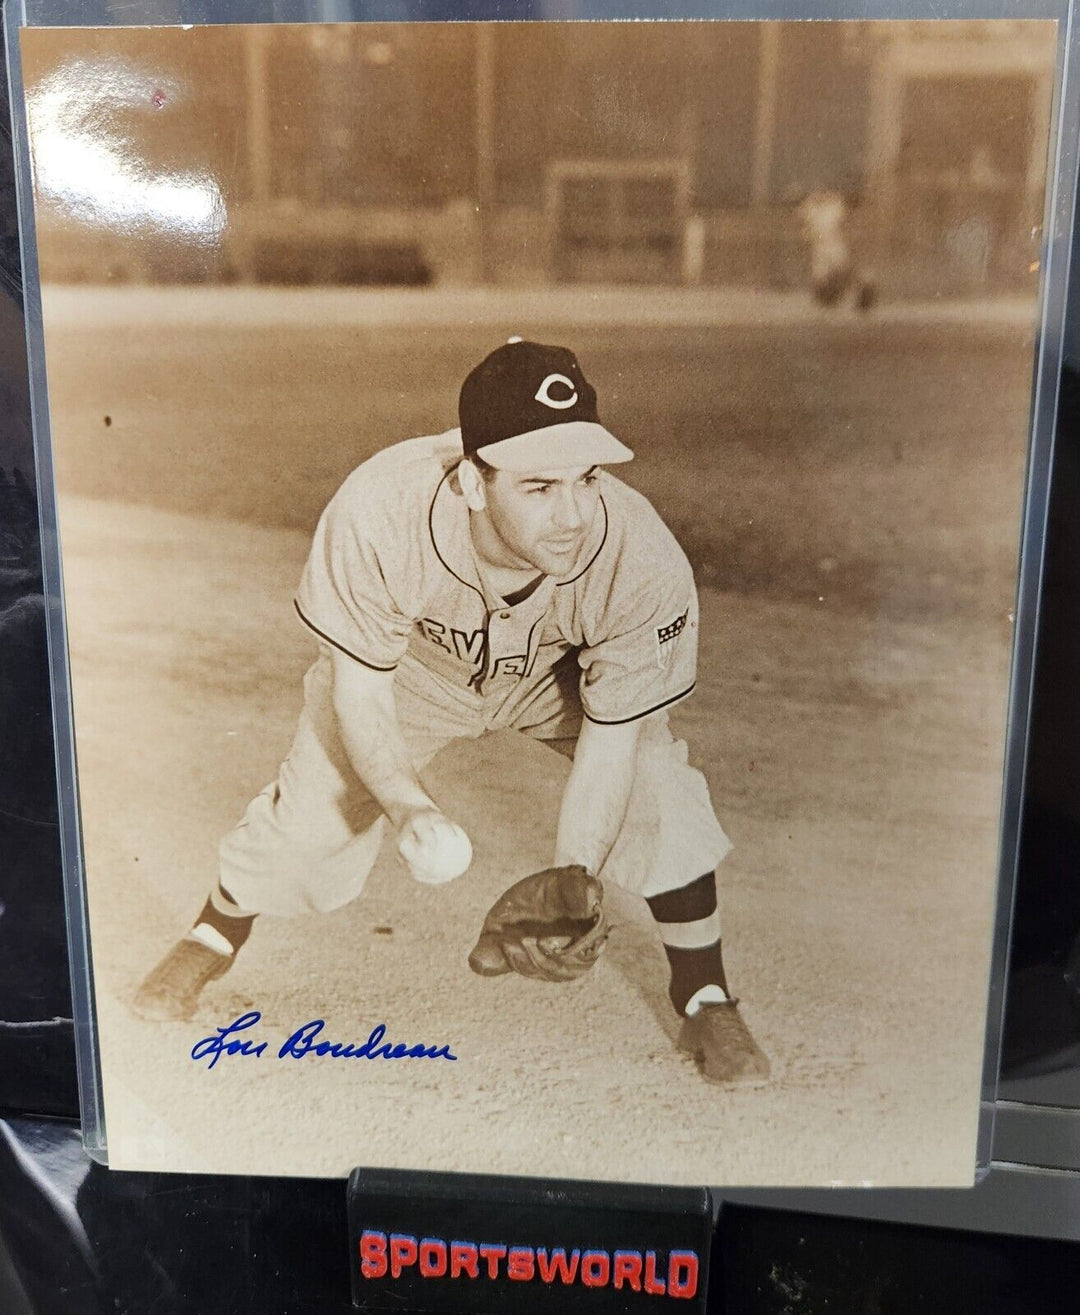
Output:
top-left (458, 458), bottom-right (488, 512)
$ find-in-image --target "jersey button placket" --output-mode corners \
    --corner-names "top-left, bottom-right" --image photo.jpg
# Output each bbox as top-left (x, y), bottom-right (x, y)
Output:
top-left (475, 612), bottom-right (498, 719)
top-left (482, 610), bottom-right (510, 725)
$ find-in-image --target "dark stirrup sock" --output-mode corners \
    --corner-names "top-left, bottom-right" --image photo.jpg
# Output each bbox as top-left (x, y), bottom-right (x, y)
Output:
top-left (646, 872), bottom-right (731, 1016)
top-left (188, 886), bottom-right (256, 956)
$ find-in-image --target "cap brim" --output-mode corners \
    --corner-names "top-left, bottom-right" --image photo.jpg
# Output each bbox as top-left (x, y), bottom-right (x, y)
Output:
top-left (475, 421), bottom-right (634, 471)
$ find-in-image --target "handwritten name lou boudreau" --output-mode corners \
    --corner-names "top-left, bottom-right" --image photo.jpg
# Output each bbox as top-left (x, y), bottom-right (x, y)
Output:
top-left (190, 1012), bottom-right (458, 1069)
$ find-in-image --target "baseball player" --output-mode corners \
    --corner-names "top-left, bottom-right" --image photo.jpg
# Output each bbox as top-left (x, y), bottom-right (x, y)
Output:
top-left (798, 190), bottom-right (876, 311)
top-left (135, 339), bottom-right (769, 1086)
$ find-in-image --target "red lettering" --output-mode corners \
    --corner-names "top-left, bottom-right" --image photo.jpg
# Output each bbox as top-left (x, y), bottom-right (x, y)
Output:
top-left (419, 1239), bottom-right (448, 1278)
top-left (613, 1251), bottom-right (643, 1291)
top-left (644, 1250), bottom-right (667, 1295)
top-left (389, 1234), bottom-right (418, 1278)
top-left (449, 1243), bottom-right (479, 1279)
top-left (536, 1249), bottom-right (580, 1285)
top-left (581, 1251), bottom-right (611, 1288)
top-left (507, 1247), bottom-right (535, 1281)
top-left (668, 1250), bottom-right (699, 1299)
top-left (478, 1244), bottom-right (507, 1279)
top-left (358, 1230), bottom-right (387, 1279)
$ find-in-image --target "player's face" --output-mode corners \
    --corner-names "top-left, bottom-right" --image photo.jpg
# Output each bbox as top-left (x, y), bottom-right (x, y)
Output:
top-left (479, 463), bottom-right (602, 576)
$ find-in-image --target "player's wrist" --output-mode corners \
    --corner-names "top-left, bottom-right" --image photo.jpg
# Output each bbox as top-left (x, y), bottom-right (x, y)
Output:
top-left (384, 794), bottom-right (441, 831)
top-left (552, 846), bottom-right (598, 877)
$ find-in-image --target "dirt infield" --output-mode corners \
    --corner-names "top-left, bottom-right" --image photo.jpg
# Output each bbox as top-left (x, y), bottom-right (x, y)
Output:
top-left (42, 287), bottom-right (1034, 618)
top-left (64, 497), bottom-right (1005, 1184)
top-left (40, 288), bottom-right (1029, 1183)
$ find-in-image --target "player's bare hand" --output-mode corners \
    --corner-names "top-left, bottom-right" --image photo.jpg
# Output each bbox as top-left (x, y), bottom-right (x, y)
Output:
top-left (396, 808), bottom-right (473, 885)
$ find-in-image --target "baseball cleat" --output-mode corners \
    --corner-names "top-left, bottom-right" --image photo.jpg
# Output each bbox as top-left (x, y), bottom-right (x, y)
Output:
top-left (677, 1000), bottom-right (771, 1087)
top-left (132, 937), bottom-right (236, 1022)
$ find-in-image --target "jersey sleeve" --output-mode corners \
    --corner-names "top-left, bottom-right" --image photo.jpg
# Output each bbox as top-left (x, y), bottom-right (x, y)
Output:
top-left (577, 552), bottom-right (699, 725)
top-left (293, 474), bottom-right (414, 671)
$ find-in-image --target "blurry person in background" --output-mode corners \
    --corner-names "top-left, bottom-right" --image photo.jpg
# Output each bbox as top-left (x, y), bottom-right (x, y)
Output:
top-left (798, 190), bottom-right (876, 311)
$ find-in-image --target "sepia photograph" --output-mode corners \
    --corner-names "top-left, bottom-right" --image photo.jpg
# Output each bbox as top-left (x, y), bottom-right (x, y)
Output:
top-left (21, 17), bottom-right (1056, 1182)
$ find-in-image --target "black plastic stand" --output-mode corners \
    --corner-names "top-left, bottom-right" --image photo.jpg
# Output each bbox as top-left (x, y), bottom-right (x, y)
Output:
top-left (347, 1169), bottom-right (713, 1312)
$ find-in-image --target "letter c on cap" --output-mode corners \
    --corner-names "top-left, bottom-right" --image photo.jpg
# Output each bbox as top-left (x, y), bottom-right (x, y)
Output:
top-left (535, 373), bottom-right (578, 410)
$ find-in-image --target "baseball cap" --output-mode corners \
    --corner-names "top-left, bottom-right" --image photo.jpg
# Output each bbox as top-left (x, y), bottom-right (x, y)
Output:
top-left (459, 339), bottom-right (634, 471)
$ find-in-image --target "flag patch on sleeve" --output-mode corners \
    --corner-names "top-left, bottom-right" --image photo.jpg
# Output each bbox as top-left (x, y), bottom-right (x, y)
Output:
top-left (655, 609), bottom-right (689, 668)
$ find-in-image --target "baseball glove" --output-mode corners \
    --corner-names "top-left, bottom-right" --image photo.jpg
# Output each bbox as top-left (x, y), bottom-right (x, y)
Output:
top-left (468, 865), bottom-right (609, 982)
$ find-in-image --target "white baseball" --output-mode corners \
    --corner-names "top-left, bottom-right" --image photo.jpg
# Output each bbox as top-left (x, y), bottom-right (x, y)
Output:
top-left (399, 821), bottom-right (473, 885)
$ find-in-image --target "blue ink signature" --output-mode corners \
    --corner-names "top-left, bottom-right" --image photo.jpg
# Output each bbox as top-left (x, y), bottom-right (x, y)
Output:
top-left (190, 1011), bottom-right (267, 1070)
top-left (190, 1013), bottom-right (457, 1068)
top-left (279, 1019), bottom-right (457, 1062)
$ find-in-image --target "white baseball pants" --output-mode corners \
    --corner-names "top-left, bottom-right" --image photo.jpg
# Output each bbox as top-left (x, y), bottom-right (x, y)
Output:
top-left (219, 648), bottom-right (731, 917)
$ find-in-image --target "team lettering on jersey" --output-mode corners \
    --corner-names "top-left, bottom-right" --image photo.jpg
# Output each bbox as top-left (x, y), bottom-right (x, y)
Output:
top-left (418, 617), bottom-right (536, 685)
top-left (419, 618), bottom-right (486, 665)
top-left (490, 654), bottom-right (533, 678)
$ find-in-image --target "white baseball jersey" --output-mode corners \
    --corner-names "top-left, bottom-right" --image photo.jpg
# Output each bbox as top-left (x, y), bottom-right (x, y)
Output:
top-left (294, 432), bottom-right (698, 726)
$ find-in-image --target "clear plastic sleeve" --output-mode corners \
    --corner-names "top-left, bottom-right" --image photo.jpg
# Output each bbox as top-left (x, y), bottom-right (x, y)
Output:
top-left (6, 0), bottom-right (1079, 1185)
